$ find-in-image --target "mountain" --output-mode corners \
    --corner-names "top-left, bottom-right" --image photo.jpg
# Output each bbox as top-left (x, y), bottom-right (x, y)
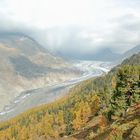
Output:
top-left (122, 45), bottom-right (140, 59)
top-left (56, 48), bottom-right (121, 62)
top-left (0, 33), bottom-right (81, 111)
top-left (0, 53), bottom-right (139, 139)
top-left (81, 45), bottom-right (140, 62)
top-left (117, 45), bottom-right (140, 63)
top-left (55, 43), bottom-right (140, 62)
top-left (121, 52), bottom-right (140, 65)
top-left (88, 45), bottom-right (140, 62)
top-left (86, 48), bottom-right (121, 61)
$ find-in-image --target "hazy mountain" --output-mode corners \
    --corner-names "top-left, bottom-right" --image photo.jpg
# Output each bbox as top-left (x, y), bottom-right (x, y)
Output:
top-left (115, 45), bottom-right (140, 63)
top-left (0, 33), bottom-right (81, 111)
top-left (56, 48), bottom-right (121, 62)
top-left (79, 46), bottom-right (140, 62)
top-left (121, 45), bottom-right (140, 60)
top-left (85, 48), bottom-right (121, 61)
top-left (86, 45), bottom-right (140, 62)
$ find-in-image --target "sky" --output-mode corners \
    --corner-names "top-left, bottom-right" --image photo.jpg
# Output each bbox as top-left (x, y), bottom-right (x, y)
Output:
top-left (0, 0), bottom-right (140, 56)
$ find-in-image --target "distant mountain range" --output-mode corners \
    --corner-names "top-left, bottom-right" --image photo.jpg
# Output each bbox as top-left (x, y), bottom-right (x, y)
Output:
top-left (85, 48), bottom-right (121, 61)
top-left (56, 45), bottom-right (140, 62)
top-left (85, 45), bottom-right (140, 62)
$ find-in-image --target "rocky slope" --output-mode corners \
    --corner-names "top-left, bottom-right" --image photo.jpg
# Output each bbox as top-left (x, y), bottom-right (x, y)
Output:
top-left (0, 33), bottom-right (81, 111)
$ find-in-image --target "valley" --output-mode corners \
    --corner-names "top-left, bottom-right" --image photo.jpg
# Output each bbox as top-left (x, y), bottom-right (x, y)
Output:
top-left (0, 1), bottom-right (140, 139)
top-left (0, 53), bottom-right (139, 140)
top-left (0, 60), bottom-right (113, 121)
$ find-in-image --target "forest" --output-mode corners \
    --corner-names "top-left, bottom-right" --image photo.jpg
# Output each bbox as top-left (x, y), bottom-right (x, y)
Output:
top-left (0, 53), bottom-right (139, 140)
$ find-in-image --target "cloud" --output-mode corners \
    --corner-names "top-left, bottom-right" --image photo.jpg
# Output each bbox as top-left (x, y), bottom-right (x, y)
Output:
top-left (0, 0), bottom-right (140, 57)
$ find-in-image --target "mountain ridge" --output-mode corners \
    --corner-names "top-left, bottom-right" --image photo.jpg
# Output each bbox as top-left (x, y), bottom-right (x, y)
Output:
top-left (120, 45), bottom-right (140, 61)
top-left (0, 33), bottom-right (81, 111)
